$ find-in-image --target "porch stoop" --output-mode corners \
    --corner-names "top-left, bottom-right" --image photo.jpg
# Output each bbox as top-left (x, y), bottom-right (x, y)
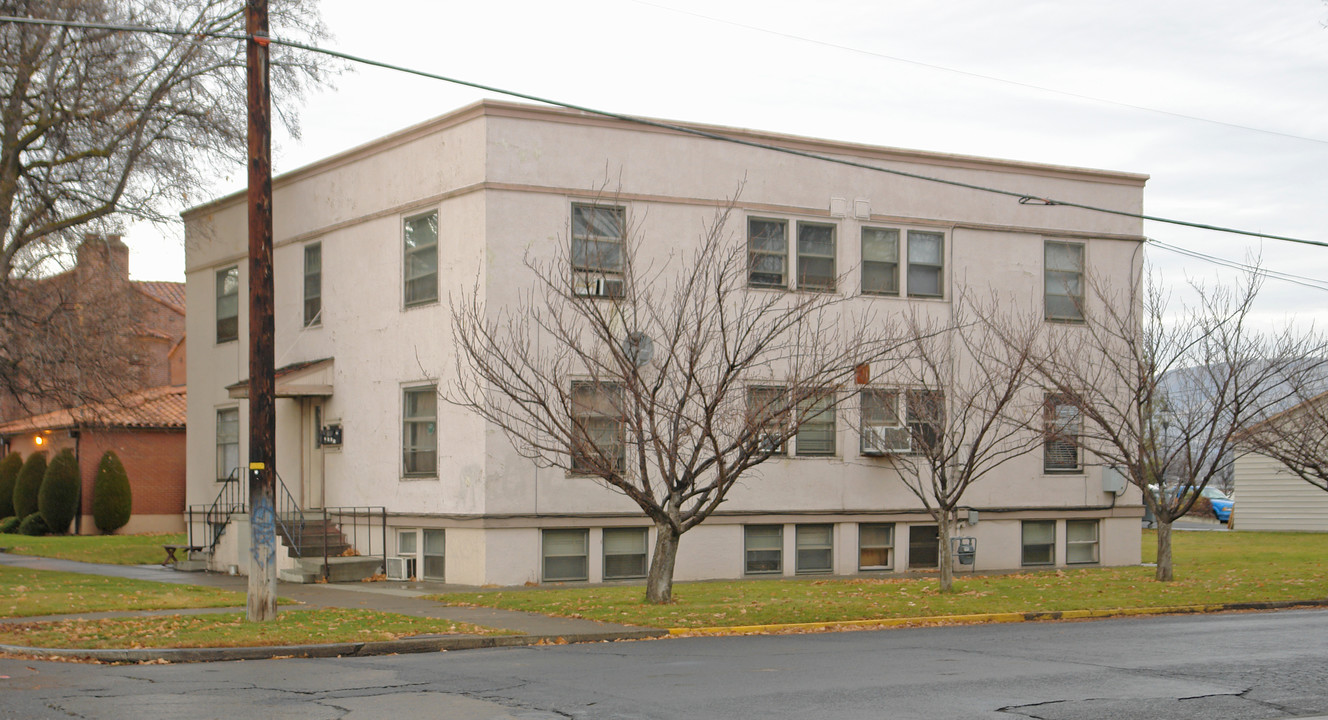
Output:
top-left (275, 516), bottom-right (381, 583)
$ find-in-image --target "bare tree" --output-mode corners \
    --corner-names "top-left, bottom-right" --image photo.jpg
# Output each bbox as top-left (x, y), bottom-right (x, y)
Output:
top-left (0, 0), bottom-right (331, 410)
top-left (1030, 268), bottom-right (1310, 581)
top-left (877, 291), bottom-right (1045, 592)
top-left (1237, 352), bottom-right (1328, 493)
top-left (448, 200), bottom-right (905, 604)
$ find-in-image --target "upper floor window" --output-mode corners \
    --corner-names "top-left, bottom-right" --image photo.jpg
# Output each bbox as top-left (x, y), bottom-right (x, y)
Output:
top-left (746, 386), bottom-right (788, 456)
top-left (860, 389), bottom-right (910, 455)
top-left (905, 389), bottom-right (945, 454)
top-left (216, 407), bottom-right (240, 481)
top-left (403, 211), bottom-right (438, 307)
top-left (570, 381), bottom-right (625, 473)
top-left (571, 203), bottom-right (625, 297)
top-left (795, 395), bottom-right (836, 456)
top-left (1044, 394), bottom-right (1081, 472)
top-left (906, 231), bottom-right (944, 298)
top-left (1045, 240), bottom-right (1085, 322)
top-left (303, 242), bottom-right (322, 327)
top-left (796, 222), bottom-right (836, 292)
top-left (861, 227), bottom-right (900, 296)
top-left (748, 218), bottom-right (788, 288)
top-left (402, 385), bottom-right (438, 477)
top-left (215, 266), bottom-right (239, 343)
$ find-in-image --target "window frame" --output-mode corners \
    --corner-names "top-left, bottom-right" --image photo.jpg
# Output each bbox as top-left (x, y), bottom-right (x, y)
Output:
top-left (747, 217), bottom-right (789, 289)
top-left (1044, 240), bottom-right (1086, 323)
top-left (747, 386), bottom-right (789, 456)
top-left (215, 407), bottom-right (240, 482)
top-left (402, 385), bottom-right (438, 478)
top-left (1043, 394), bottom-right (1082, 473)
top-left (860, 389), bottom-right (909, 455)
top-left (1066, 519), bottom-right (1099, 565)
top-left (795, 221), bottom-right (837, 292)
top-left (795, 394), bottom-right (836, 457)
top-left (795, 523), bottom-right (834, 574)
top-left (906, 230), bottom-right (945, 299)
top-left (569, 381), bottom-right (626, 474)
top-left (422, 528), bottom-right (445, 580)
top-left (1021, 520), bottom-right (1056, 566)
top-left (744, 525), bottom-right (783, 575)
top-left (860, 226), bottom-right (900, 296)
top-left (396, 530), bottom-right (419, 580)
top-left (215, 266), bottom-right (239, 344)
top-left (542, 528), bottom-right (590, 582)
top-left (905, 389), bottom-right (945, 456)
top-left (303, 242), bottom-right (322, 327)
top-left (402, 210), bottom-right (439, 308)
top-left (858, 523), bottom-right (895, 571)
top-left (570, 203), bottom-right (626, 298)
top-left (603, 527), bottom-right (649, 580)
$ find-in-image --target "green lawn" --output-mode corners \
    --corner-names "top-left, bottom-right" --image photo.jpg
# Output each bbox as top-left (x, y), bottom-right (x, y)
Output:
top-left (0, 532), bottom-right (187, 566)
top-left (0, 608), bottom-right (503, 649)
top-left (430, 530), bottom-right (1328, 629)
top-left (1, 565), bottom-right (244, 618)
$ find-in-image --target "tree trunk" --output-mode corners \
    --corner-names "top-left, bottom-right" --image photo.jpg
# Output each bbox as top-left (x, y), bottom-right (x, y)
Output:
top-left (937, 510), bottom-right (955, 593)
top-left (1154, 516), bottom-right (1173, 582)
top-left (645, 521), bottom-right (681, 604)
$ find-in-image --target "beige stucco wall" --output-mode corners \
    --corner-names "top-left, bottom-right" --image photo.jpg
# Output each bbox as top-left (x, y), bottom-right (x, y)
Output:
top-left (183, 100), bottom-right (1145, 585)
top-left (1233, 453), bottom-right (1328, 531)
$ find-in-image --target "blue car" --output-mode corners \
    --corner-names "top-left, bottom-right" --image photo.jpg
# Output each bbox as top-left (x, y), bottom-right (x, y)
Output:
top-left (1201, 487), bottom-right (1234, 524)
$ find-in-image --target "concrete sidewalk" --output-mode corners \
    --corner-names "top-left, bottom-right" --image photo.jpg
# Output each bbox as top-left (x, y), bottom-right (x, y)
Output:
top-left (0, 552), bottom-right (666, 662)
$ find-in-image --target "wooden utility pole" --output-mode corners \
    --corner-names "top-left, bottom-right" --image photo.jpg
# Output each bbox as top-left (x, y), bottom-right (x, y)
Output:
top-left (245, 0), bottom-right (277, 622)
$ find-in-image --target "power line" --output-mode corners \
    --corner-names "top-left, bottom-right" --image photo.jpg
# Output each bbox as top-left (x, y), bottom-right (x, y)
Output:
top-left (1147, 239), bottom-right (1328, 293)
top-left (627, 0), bottom-right (1328, 148)
top-left (3, 14), bottom-right (1327, 251)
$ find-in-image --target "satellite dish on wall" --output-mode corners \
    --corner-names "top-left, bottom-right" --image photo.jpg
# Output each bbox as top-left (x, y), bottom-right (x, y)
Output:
top-left (623, 331), bottom-right (654, 367)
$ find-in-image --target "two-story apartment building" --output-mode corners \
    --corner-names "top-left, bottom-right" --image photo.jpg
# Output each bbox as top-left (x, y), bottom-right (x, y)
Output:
top-left (183, 100), bottom-right (1147, 585)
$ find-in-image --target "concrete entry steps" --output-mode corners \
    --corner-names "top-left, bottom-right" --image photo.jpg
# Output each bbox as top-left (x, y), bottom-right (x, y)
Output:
top-left (278, 555), bottom-right (383, 584)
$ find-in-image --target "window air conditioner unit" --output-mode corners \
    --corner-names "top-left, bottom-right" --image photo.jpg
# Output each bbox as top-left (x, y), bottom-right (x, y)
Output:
top-left (385, 556), bottom-right (416, 581)
top-left (862, 426), bottom-right (911, 455)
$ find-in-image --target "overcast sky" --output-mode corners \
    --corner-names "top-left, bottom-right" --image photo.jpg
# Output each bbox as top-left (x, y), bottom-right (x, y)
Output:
top-left (130, 0), bottom-right (1328, 326)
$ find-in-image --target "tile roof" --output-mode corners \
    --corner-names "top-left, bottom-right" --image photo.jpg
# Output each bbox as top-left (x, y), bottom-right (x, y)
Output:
top-left (134, 281), bottom-right (186, 314)
top-left (0, 385), bottom-right (186, 435)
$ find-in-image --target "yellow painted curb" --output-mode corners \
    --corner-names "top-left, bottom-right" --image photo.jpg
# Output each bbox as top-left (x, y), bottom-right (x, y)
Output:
top-left (668, 602), bottom-right (1268, 636)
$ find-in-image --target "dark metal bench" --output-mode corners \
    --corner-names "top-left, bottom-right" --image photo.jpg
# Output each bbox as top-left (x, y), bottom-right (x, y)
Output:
top-left (162, 544), bottom-right (203, 566)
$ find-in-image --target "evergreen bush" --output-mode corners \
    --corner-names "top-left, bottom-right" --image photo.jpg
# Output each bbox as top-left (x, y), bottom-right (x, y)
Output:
top-left (92, 450), bottom-right (132, 534)
top-left (13, 451), bottom-right (46, 518)
top-left (17, 512), bottom-right (48, 536)
top-left (0, 452), bottom-right (21, 518)
top-left (0, 516), bottom-right (19, 534)
top-left (39, 449), bottom-right (80, 534)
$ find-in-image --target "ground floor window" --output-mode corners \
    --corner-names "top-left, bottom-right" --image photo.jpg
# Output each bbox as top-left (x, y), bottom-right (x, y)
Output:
top-left (423, 529), bottom-right (445, 580)
top-left (858, 523), bottom-right (894, 570)
top-left (1022, 520), bottom-right (1056, 566)
top-left (603, 527), bottom-right (648, 579)
top-left (1066, 520), bottom-right (1099, 564)
top-left (396, 530), bottom-right (418, 580)
top-left (796, 524), bottom-right (834, 574)
top-left (745, 525), bottom-right (783, 574)
top-left (908, 525), bottom-right (939, 568)
top-left (543, 529), bottom-right (589, 582)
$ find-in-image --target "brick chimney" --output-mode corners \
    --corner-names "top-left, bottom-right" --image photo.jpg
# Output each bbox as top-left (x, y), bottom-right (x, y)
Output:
top-left (76, 234), bottom-right (130, 282)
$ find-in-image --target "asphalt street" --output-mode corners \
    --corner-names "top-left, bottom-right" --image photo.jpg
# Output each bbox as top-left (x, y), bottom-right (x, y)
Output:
top-left (4, 607), bottom-right (1328, 719)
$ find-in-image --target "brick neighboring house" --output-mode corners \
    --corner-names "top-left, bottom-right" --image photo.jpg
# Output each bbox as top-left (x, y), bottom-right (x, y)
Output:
top-left (0, 235), bottom-right (187, 534)
top-left (0, 386), bottom-right (186, 533)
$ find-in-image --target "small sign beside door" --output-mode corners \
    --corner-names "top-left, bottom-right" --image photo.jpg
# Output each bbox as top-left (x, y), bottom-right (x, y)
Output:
top-left (319, 424), bottom-right (343, 447)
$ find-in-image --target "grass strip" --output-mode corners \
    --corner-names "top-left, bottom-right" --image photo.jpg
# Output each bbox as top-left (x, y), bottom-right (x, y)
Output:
top-left (0, 532), bottom-right (187, 566)
top-left (429, 530), bottom-right (1328, 629)
top-left (1, 565), bottom-right (244, 618)
top-left (0, 608), bottom-right (504, 649)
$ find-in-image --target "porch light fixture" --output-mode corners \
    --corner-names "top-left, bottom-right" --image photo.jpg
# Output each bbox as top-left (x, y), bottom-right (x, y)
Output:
top-left (33, 434), bottom-right (44, 446)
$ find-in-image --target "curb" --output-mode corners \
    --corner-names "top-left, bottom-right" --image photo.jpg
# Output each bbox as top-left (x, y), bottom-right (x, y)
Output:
top-left (0, 629), bottom-right (668, 664)
top-left (669, 598), bottom-right (1328, 636)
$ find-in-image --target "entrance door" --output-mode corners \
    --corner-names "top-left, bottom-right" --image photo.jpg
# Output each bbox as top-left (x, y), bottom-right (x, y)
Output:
top-left (908, 525), bottom-right (939, 568)
top-left (303, 400), bottom-right (326, 509)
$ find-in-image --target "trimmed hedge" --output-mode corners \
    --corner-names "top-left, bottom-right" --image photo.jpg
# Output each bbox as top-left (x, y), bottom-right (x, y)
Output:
top-left (0, 452), bottom-right (21, 518)
top-left (39, 449), bottom-right (80, 534)
top-left (13, 451), bottom-right (46, 518)
top-left (92, 450), bottom-right (132, 534)
top-left (0, 515), bottom-right (18, 534)
top-left (17, 511), bottom-right (49, 536)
